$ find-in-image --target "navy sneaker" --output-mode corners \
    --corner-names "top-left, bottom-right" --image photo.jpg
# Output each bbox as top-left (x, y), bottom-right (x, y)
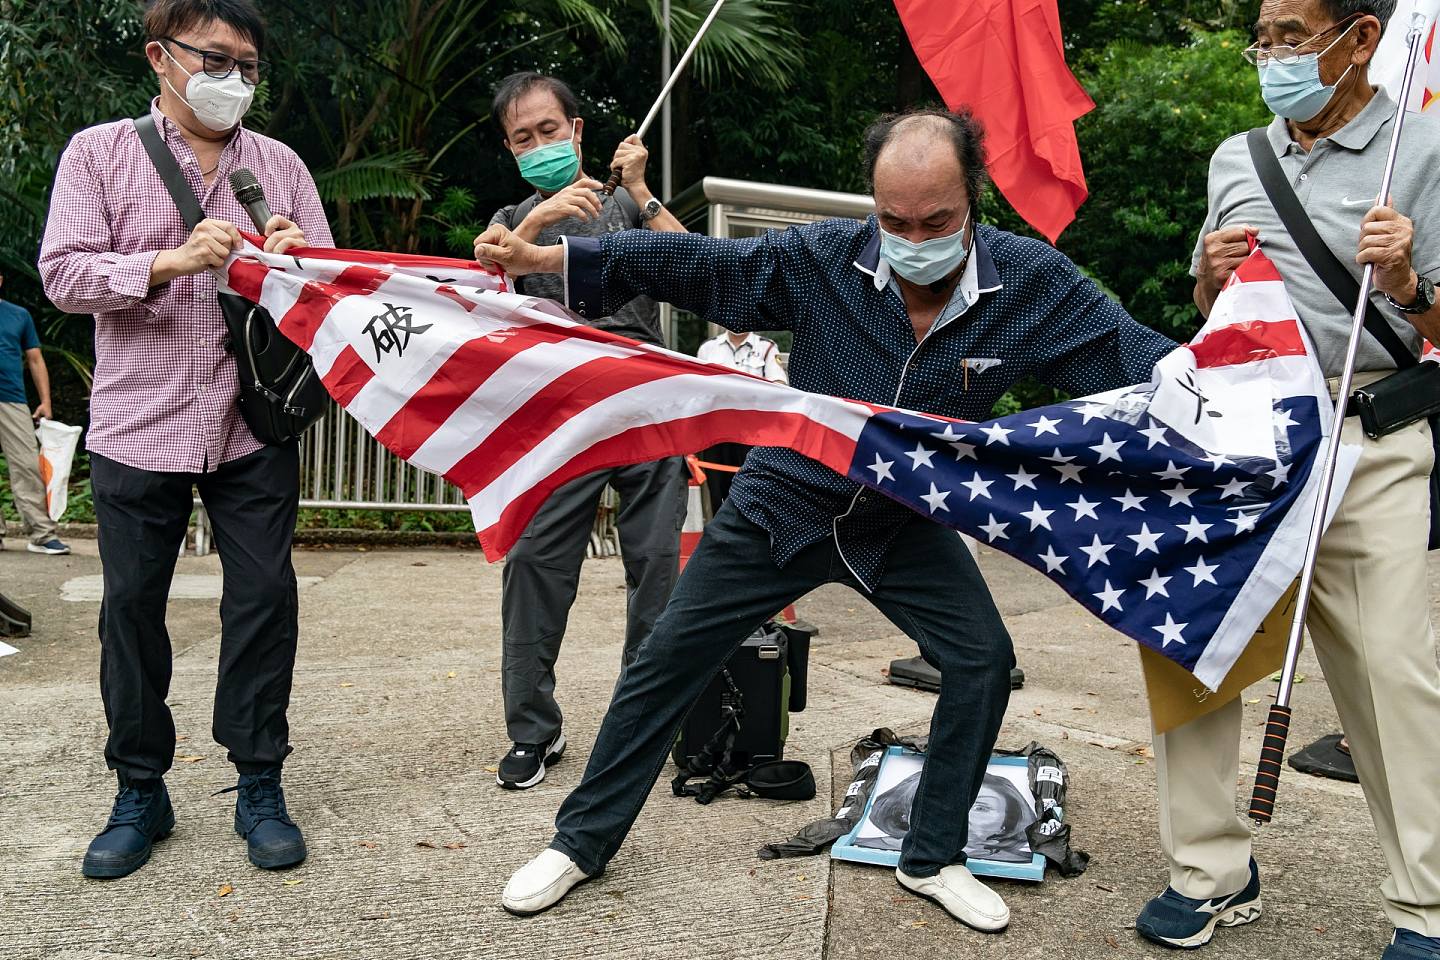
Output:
top-left (497, 732), bottom-right (566, 790)
top-left (221, 768), bottom-right (306, 869)
top-left (1136, 858), bottom-right (1262, 949)
top-left (82, 778), bottom-right (175, 879)
top-left (27, 538), bottom-right (70, 555)
top-left (1384, 930), bottom-right (1440, 959)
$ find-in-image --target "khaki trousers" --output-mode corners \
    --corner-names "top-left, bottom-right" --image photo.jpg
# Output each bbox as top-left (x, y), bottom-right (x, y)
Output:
top-left (0, 402), bottom-right (57, 544)
top-left (1155, 374), bottom-right (1440, 935)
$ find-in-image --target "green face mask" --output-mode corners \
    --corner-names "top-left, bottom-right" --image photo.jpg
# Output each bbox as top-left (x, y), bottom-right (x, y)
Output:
top-left (514, 120), bottom-right (580, 193)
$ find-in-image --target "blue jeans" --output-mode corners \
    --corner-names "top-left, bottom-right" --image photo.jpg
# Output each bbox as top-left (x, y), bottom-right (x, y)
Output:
top-left (549, 500), bottom-right (1014, 878)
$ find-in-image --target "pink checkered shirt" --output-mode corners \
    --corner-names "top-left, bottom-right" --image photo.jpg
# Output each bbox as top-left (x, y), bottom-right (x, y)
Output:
top-left (39, 99), bottom-right (333, 473)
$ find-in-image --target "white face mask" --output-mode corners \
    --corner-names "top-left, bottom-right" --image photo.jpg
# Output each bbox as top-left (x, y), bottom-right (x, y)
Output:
top-left (160, 42), bottom-right (254, 132)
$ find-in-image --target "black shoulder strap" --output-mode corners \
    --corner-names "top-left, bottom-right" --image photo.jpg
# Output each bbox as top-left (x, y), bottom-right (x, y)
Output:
top-left (133, 114), bottom-right (205, 230)
top-left (612, 185), bottom-right (641, 227)
top-left (506, 194), bottom-right (541, 230)
top-left (1246, 127), bottom-right (1416, 369)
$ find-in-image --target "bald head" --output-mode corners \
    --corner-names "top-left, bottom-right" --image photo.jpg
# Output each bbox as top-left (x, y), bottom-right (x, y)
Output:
top-left (864, 108), bottom-right (984, 245)
top-left (874, 115), bottom-right (966, 178)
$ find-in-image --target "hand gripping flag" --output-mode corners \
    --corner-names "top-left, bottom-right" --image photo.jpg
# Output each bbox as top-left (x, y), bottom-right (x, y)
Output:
top-left (220, 239), bottom-right (1352, 691)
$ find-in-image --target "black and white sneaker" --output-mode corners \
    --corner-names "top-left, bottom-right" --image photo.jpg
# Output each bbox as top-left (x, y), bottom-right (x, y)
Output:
top-left (497, 733), bottom-right (566, 790)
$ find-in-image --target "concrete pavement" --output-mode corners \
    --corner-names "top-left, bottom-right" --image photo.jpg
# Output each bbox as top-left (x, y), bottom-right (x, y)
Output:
top-left (0, 538), bottom-right (1425, 959)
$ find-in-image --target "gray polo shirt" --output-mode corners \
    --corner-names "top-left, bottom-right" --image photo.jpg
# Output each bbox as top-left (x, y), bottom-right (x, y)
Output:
top-left (490, 186), bottom-right (664, 346)
top-left (1192, 89), bottom-right (1440, 375)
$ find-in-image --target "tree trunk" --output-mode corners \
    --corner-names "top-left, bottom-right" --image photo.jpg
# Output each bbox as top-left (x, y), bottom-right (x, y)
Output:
top-left (897, 34), bottom-right (936, 109)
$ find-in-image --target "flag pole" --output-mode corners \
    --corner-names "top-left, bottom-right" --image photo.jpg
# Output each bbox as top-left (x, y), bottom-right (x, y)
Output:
top-left (602, 0), bottom-right (729, 196)
top-left (1249, 11), bottom-right (1430, 824)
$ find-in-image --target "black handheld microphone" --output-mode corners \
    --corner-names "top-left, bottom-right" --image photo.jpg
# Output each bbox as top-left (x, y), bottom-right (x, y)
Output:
top-left (229, 168), bottom-right (272, 232)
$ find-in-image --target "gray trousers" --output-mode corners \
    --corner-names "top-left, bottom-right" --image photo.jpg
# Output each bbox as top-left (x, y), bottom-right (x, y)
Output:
top-left (500, 457), bottom-right (687, 745)
top-left (0, 403), bottom-right (58, 544)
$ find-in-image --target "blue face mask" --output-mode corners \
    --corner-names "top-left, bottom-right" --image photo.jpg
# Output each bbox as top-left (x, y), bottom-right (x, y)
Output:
top-left (879, 214), bottom-right (972, 287)
top-left (514, 120), bottom-right (581, 193)
top-left (1257, 21), bottom-right (1356, 122)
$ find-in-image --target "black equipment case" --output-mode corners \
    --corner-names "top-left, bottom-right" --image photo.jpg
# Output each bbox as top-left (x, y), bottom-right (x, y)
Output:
top-left (674, 619), bottom-right (813, 769)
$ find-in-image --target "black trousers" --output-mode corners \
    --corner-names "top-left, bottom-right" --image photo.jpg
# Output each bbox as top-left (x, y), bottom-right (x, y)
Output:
top-left (551, 502), bottom-right (1014, 878)
top-left (501, 457), bottom-right (687, 744)
top-left (90, 445), bottom-right (301, 781)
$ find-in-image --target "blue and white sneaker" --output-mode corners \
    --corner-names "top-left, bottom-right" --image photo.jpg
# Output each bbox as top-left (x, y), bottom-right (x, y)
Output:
top-left (1384, 929), bottom-right (1440, 959)
top-left (1135, 858), bottom-right (1262, 949)
top-left (27, 538), bottom-right (70, 555)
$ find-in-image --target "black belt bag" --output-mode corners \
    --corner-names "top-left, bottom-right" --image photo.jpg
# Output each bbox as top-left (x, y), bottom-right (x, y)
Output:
top-left (1247, 127), bottom-right (1440, 549)
top-left (1350, 363), bottom-right (1440, 440)
top-left (133, 114), bottom-right (327, 445)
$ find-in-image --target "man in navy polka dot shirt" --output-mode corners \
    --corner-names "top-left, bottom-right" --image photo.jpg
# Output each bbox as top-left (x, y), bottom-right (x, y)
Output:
top-left (476, 107), bottom-right (1177, 930)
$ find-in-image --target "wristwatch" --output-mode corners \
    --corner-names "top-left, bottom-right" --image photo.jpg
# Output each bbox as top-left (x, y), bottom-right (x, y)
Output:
top-left (640, 197), bottom-right (664, 223)
top-left (1384, 274), bottom-right (1437, 315)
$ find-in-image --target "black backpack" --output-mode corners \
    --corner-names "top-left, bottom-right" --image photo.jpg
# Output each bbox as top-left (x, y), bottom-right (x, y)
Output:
top-left (133, 114), bottom-right (327, 445)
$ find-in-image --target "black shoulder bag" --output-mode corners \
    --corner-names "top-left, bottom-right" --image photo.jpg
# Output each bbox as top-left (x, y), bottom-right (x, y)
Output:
top-left (133, 114), bottom-right (327, 445)
top-left (1247, 127), bottom-right (1440, 549)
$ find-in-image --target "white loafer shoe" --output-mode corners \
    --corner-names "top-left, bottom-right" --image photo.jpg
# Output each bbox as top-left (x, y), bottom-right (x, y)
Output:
top-left (897, 864), bottom-right (1010, 932)
top-left (502, 848), bottom-right (592, 916)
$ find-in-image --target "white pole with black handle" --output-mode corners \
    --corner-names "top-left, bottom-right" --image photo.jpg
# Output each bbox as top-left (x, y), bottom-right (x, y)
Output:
top-left (1249, 11), bottom-right (1430, 824)
top-left (603, 0), bottom-right (729, 196)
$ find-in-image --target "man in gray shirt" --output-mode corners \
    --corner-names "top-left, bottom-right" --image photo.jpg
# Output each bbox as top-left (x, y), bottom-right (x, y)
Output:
top-left (486, 72), bottom-right (688, 791)
top-left (1133, 3), bottom-right (1440, 957)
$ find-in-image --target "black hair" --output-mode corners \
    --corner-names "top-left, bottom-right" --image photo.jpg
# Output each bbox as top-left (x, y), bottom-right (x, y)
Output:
top-left (144, 0), bottom-right (266, 54)
top-left (491, 72), bottom-right (581, 137)
top-left (869, 771), bottom-right (920, 837)
top-left (863, 106), bottom-right (987, 209)
top-left (1318, 0), bottom-right (1397, 26)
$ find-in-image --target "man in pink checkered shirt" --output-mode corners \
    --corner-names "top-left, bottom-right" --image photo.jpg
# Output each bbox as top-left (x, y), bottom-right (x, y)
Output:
top-left (39, 0), bottom-right (332, 881)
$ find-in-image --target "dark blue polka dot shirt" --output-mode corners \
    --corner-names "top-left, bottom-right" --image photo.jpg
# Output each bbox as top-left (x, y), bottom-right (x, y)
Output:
top-left (564, 217), bottom-right (1176, 590)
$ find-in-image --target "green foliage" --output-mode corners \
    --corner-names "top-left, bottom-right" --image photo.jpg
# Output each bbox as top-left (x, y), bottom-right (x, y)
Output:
top-left (1060, 28), bottom-right (1270, 346)
top-left (700, 0), bottom-right (914, 193)
top-left (650, 0), bottom-right (803, 91)
top-left (1063, 0), bottom-right (1258, 52)
top-left (0, 450), bottom-right (94, 524)
top-left (421, 186), bottom-right (487, 257)
top-left (296, 507), bottom-right (475, 533)
top-left (312, 149), bottom-right (433, 203)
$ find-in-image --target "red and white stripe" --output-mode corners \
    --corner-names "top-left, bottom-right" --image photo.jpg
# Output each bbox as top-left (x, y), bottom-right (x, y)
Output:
top-left (221, 240), bottom-right (874, 559)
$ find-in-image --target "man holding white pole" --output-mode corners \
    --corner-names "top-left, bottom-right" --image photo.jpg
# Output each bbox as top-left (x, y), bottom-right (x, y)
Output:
top-left (1134, 2), bottom-right (1440, 955)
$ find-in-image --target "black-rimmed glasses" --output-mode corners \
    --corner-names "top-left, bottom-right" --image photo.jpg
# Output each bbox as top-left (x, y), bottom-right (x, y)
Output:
top-left (163, 37), bottom-right (268, 85)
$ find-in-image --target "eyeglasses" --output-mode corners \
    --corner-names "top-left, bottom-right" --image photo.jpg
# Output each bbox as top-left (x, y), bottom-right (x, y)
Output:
top-left (162, 37), bottom-right (268, 85)
top-left (1241, 16), bottom-right (1359, 66)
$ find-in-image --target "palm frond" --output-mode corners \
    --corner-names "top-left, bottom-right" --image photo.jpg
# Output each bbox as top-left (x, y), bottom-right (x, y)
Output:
top-left (653, 0), bottom-right (803, 90)
top-left (312, 150), bottom-right (433, 203)
top-left (552, 0), bottom-right (624, 52)
top-left (41, 345), bottom-right (94, 391)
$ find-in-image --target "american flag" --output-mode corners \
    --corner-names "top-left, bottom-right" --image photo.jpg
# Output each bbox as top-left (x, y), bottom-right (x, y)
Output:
top-left (221, 239), bottom-right (1351, 690)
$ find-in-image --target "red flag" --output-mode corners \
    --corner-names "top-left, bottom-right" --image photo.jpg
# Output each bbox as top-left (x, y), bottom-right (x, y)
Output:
top-left (894, 0), bottom-right (1094, 243)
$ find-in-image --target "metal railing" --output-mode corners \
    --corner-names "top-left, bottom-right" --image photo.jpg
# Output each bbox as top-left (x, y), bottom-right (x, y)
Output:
top-left (193, 177), bottom-right (873, 556)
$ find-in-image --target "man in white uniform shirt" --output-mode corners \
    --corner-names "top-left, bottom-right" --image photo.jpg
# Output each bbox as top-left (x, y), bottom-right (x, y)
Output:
top-left (695, 328), bottom-right (787, 504)
top-left (697, 328), bottom-right (788, 382)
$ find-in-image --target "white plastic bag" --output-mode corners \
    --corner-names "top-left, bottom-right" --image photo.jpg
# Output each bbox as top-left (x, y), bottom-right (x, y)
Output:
top-left (35, 418), bottom-right (82, 522)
